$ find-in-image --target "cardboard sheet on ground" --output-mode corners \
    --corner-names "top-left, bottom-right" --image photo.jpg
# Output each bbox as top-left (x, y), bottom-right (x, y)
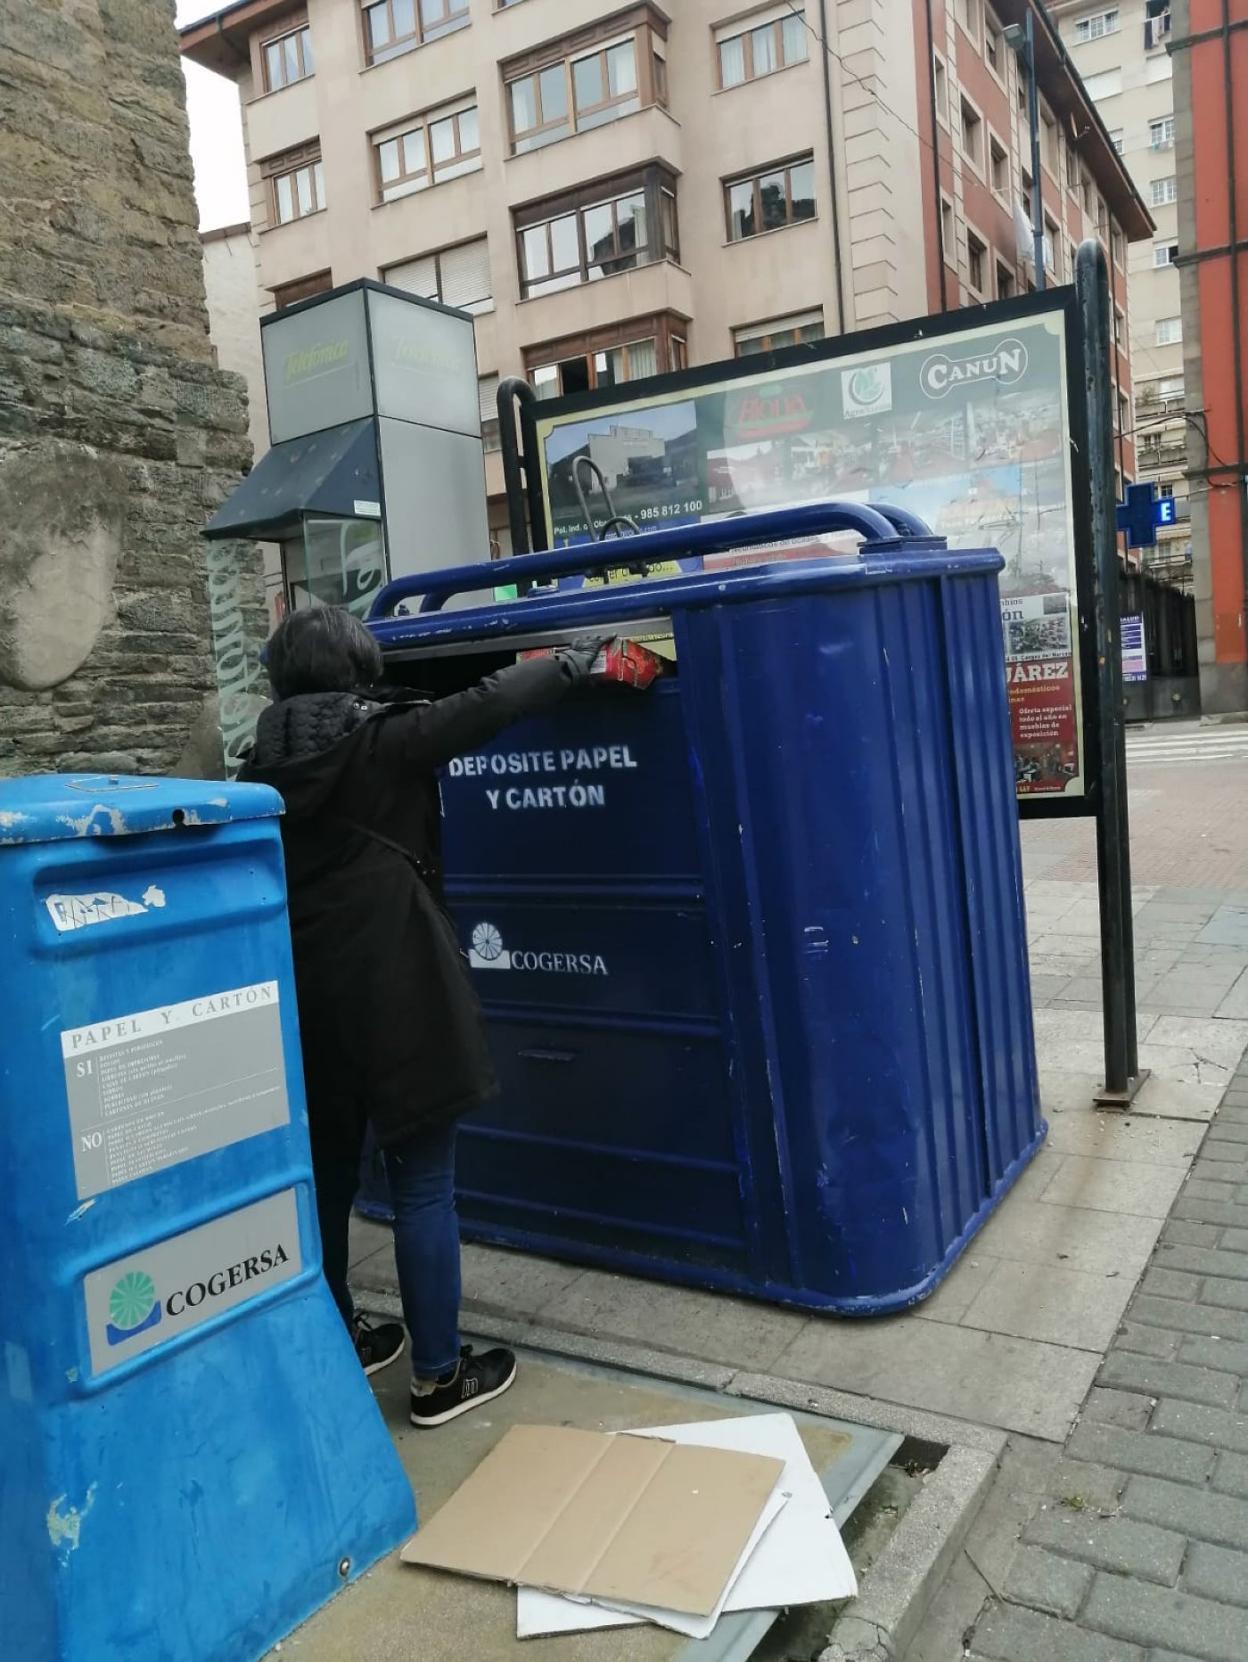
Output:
top-left (516, 1413), bottom-right (858, 1639)
top-left (401, 1423), bottom-right (785, 1617)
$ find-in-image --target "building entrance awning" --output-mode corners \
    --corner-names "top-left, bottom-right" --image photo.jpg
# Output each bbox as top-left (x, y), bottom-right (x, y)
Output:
top-left (203, 418), bottom-right (379, 542)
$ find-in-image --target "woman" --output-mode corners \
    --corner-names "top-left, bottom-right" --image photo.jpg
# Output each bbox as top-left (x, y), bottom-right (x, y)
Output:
top-left (243, 606), bottom-right (598, 1427)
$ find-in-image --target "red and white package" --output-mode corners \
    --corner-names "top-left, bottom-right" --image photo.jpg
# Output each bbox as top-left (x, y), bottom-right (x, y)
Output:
top-left (521, 638), bottom-right (665, 689)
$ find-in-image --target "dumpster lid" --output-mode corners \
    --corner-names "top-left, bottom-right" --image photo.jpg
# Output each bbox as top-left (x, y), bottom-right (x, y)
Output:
top-left (0, 775), bottom-right (283, 847)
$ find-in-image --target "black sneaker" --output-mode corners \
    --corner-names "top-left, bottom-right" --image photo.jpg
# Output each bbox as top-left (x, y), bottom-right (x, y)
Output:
top-left (353, 1315), bottom-right (405, 1377)
top-left (409, 1345), bottom-right (517, 1428)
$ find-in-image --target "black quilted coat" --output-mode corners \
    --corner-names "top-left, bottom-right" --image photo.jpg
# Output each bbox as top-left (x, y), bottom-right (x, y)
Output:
top-left (241, 658), bottom-right (579, 1150)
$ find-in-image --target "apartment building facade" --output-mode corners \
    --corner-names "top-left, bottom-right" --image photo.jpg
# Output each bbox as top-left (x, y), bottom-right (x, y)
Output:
top-left (1049, 0), bottom-right (1191, 588)
top-left (182, 0), bottom-right (1150, 546)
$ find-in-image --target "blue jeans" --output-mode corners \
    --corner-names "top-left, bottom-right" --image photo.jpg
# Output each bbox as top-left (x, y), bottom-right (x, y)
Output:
top-left (314, 1120), bottom-right (462, 1381)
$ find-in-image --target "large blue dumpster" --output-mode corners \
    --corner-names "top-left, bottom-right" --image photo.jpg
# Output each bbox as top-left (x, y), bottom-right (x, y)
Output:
top-left (363, 502), bottom-right (1043, 1315)
top-left (0, 776), bottom-right (414, 1662)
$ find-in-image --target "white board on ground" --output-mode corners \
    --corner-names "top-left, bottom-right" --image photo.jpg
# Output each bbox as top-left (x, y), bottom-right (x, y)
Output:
top-left (516, 1412), bottom-right (857, 1639)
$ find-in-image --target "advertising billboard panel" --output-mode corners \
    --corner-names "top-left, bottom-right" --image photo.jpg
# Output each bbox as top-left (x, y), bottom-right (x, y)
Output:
top-left (533, 298), bottom-right (1094, 809)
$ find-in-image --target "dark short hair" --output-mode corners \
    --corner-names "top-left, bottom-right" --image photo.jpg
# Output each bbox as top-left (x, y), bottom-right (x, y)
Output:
top-left (264, 607), bottom-right (384, 700)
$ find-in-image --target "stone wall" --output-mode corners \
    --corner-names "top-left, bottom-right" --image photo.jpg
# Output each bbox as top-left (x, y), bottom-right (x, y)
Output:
top-left (0, 0), bottom-right (265, 778)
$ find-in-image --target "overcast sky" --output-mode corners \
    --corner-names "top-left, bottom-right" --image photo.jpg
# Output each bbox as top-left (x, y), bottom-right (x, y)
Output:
top-left (177, 1), bottom-right (250, 230)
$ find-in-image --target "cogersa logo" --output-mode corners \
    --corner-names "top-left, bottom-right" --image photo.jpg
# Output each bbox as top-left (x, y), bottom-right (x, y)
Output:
top-left (920, 338), bottom-right (1028, 399)
top-left (106, 1271), bottom-right (161, 1346)
top-left (468, 924), bottom-right (607, 977)
top-left (841, 363), bottom-right (892, 419)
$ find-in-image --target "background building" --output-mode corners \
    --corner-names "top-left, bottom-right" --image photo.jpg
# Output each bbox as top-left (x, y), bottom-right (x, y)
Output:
top-left (181, 0), bottom-right (1150, 548)
top-left (1049, 0), bottom-right (1191, 590)
top-left (1171, 0), bottom-right (1248, 715)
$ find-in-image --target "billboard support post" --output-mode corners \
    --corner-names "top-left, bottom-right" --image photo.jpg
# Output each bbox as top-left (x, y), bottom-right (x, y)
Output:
top-left (1078, 241), bottom-right (1143, 1106)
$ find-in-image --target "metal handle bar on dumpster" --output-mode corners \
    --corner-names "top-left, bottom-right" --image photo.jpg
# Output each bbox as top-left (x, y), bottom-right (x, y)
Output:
top-left (370, 499), bottom-right (938, 619)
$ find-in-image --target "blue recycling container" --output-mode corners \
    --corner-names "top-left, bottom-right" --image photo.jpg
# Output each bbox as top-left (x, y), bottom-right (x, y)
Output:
top-left (362, 501), bottom-right (1044, 1315)
top-left (0, 776), bottom-right (414, 1662)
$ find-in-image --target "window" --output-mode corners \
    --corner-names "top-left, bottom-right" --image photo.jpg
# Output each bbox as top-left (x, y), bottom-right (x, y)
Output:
top-left (360, 0), bottom-right (469, 66)
top-left (1159, 374), bottom-right (1185, 398)
top-left (1151, 175), bottom-right (1178, 206)
top-left (272, 271), bottom-right (332, 309)
top-left (373, 102), bottom-right (480, 201)
top-left (263, 144), bottom-right (325, 226)
top-left (262, 23), bottom-right (314, 91)
top-left (1044, 215), bottom-right (1061, 276)
top-left (966, 230), bottom-right (986, 294)
top-left (996, 260), bottom-right (1015, 299)
top-left (960, 97), bottom-right (983, 169)
top-left (1145, 0), bottom-right (1172, 48)
top-left (933, 54), bottom-right (948, 123)
top-left (514, 168), bottom-right (678, 300)
top-left (941, 197), bottom-right (955, 262)
top-left (958, 0), bottom-right (981, 43)
top-left (1156, 316), bottom-right (1182, 344)
top-left (717, 7), bottom-right (808, 87)
top-left (1067, 147), bottom-right (1080, 189)
top-left (526, 318), bottom-right (686, 399)
top-left (1020, 167), bottom-right (1034, 224)
top-left (732, 309), bottom-right (824, 356)
top-left (1108, 129), bottom-right (1124, 154)
top-left (505, 11), bottom-right (668, 154)
top-left (479, 374), bottom-right (500, 451)
top-left (1074, 8), bottom-right (1119, 40)
top-left (984, 7), bottom-right (1003, 73)
top-left (725, 155), bottom-right (816, 240)
top-left (1082, 68), bottom-right (1122, 100)
top-left (1150, 116), bottom-right (1176, 149)
top-left (1081, 172), bottom-right (1095, 213)
top-left (1154, 240), bottom-right (1179, 266)
top-left (990, 135), bottom-right (1008, 195)
top-left (1040, 106), bottom-right (1059, 174)
top-left (383, 237), bottom-right (493, 314)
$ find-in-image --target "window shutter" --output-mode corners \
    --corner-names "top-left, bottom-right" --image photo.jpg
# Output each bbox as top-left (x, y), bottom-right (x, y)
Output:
top-left (384, 254), bottom-right (439, 299)
top-left (440, 237), bottom-right (492, 310)
top-left (478, 373), bottom-right (500, 425)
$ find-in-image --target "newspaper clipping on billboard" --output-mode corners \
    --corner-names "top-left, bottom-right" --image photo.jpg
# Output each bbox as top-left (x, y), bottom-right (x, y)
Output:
top-left (535, 310), bottom-right (1084, 800)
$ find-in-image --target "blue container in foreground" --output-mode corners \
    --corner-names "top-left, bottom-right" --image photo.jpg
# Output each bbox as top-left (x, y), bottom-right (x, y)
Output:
top-left (364, 502), bottom-right (1045, 1315)
top-left (0, 777), bottom-right (414, 1662)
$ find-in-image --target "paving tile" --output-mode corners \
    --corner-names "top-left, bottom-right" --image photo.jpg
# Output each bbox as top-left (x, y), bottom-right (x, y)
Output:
top-left (1148, 1017), bottom-right (1248, 1071)
top-left (1212, 1451), bottom-right (1248, 1497)
top-left (1044, 1114), bottom-right (1203, 1168)
top-left (1082, 1573), bottom-right (1248, 1661)
top-left (1129, 1078), bottom-right (1225, 1123)
top-left (960, 1259), bottom-right (1135, 1351)
top-left (1148, 1398), bottom-right (1248, 1455)
top-left (1083, 1386), bottom-right (1155, 1431)
top-left (347, 1214), bottom-right (392, 1269)
top-left (1155, 1243), bottom-right (1248, 1282)
top-left (1004, 1545), bottom-right (1094, 1620)
top-left (1040, 1157), bottom-right (1188, 1220)
top-left (1041, 1072), bottom-right (1111, 1114)
top-left (537, 1269), bottom-right (810, 1372)
top-left (1097, 1351), bottom-right (1240, 1409)
top-left (1161, 1219), bottom-right (1224, 1249)
top-left (1214, 969), bottom-right (1248, 1019)
top-left (772, 1314), bottom-right (1098, 1441)
top-left (974, 1600), bottom-right (1145, 1662)
top-left (1196, 905), bottom-right (1248, 947)
top-left (1124, 1474), bottom-right (1248, 1549)
top-left (1116, 1322), bottom-right (1182, 1360)
top-left (1139, 1268), bottom-right (1203, 1300)
top-left (1182, 1542), bottom-right (1248, 1610)
top-left (1022, 1512), bottom-right (1185, 1586)
top-left (909, 1250), bottom-right (1001, 1324)
top-left (1131, 1294), bottom-right (1248, 1344)
top-left (974, 1197), bottom-right (1163, 1276)
top-left (1066, 1422), bottom-right (1216, 1485)
top-left (459, 1245), bottom-right (588, 1320)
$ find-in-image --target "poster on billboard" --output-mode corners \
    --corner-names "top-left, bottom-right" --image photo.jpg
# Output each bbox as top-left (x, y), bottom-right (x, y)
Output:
top-left (531, 299), bottom-right (1093, 811)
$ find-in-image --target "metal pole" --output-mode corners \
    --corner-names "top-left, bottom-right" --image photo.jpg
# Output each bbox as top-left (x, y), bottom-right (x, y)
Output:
top-left (1026, 12), bottom-right (1046, 291)
top-left (1077, 240), bottom-right (1142, 1105)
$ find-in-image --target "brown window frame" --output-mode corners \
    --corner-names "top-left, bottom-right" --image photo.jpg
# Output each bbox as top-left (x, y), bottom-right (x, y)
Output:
top-left (502, 5), bottom-right (669, 156)
top-left (723, 154), bottom-right (816, 243)
top-left (372, 103), bottom-right (480, 202)
top-left (359, 0), bottom-right (470, 68)
top-left (995, 259), bottom-right (1015, 299)
top-left (966, 229), bottom-right (987, 296)
top-left (261, 20), bottom-right (314, 92)
top-left (513, 165), bottom-right (679, 299)
top-left (523, 311), bottom-right (686, 398)
top-left (272, 270), bottom-right (333, 309)
top-left (715, 8), bottom-right (809, 90)
top-left (732, 310), bottom-right (824, 357)
top-left (261, 143), bottom-right (325, 227)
